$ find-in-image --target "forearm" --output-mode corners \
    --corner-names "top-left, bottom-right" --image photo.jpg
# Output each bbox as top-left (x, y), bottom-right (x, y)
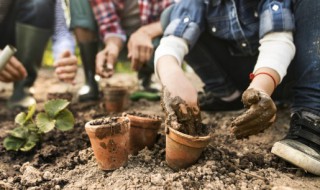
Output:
top-left (138, 21), bottom-right (163, 39)
top-left (250, 32), bottom-right (295, 96)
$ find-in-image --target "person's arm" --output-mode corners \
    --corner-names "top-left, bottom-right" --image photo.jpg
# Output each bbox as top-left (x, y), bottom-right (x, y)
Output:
top-left (52, 0), bottom-right (76, 59)
top-left (232, 32), bottom-right (296, 139)
top-left (128, 21), bottom-right (163, 71)
top-left (90, 0), bottom-right (125, 78)
top-left (52, 0), bottom-right (77, 83)
top-left (90, 0), bottom-right (126, 42)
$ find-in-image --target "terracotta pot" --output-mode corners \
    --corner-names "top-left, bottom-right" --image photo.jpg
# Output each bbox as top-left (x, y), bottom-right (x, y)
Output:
top-left (103, 86), bottom-right (128, 112)
top-left (85, 116), bottom-right (130, 170)
top-left (123, 112), bottom-right (162, 155)
top-left (165, 125), bottom-right (211, 171)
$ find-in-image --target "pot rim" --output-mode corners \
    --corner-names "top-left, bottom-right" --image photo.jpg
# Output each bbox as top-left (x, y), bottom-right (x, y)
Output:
top-left (124, 113), bottom-right (162, 128)
top-left (85, 116), bottom-right (130, 132)
top-left (166, 125), bottom-right (211, 148)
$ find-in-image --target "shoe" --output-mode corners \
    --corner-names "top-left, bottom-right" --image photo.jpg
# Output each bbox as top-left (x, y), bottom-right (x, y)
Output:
top-left (198, 91), bottom-right (243, 111)
top-left (271, 111), bottom-right (320, 175)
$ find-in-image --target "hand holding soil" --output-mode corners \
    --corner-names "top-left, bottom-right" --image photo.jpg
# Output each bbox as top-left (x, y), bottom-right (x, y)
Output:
top-left (231, 88), bottom-right (277, 139)
top-left (161, 87), bottom-right (207, 136)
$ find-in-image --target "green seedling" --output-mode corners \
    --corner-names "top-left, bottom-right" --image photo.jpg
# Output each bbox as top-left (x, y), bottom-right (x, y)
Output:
top-left (3, 99), bottom-right (75, 152)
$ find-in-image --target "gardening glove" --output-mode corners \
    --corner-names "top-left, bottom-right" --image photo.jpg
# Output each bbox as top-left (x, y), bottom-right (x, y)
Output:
top-left (54, 50), bottom-right (78, 84)
top-left (231, 88), bottom-right (276, 139)
top-left (161, 87), bottom-right (202, 136)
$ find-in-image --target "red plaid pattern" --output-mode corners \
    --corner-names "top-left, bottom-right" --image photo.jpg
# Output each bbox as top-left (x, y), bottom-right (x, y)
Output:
top-left (90, 0), bottom-right (174, 41)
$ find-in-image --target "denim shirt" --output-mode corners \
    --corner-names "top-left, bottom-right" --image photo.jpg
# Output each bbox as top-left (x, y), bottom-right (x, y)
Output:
top-left (164, 0), bottom-right (295, 56)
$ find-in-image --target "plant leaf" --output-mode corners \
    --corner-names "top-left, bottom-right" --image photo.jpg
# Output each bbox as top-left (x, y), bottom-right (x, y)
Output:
top-left (3, 136), bottom-right (25, 151)
top-left (20, 141), bottom-right (37, 152)
top-left (26, 123), bottom-right (38, 133)
top-left (9, 127), bottom-right (28, 139)
top-left (36, 113), bottom-right (55, 133)
top-left (15, 112), bottom-right (27, 126)
top-left (44, 99), bottom-right (70, 117)
top-left (20, 132), bottom-right (40, 152)
top-left (25, 104), bottom-right (36, 121)
top-left (55, 109), bottom-right (74, 131)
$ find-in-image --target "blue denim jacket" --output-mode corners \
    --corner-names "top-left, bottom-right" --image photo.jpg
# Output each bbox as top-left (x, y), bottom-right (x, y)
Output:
top-left (164, 0), bottom-right (295, 56)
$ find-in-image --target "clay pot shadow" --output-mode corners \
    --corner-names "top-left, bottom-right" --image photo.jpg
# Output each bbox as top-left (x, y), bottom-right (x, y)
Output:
top-left (165, 125), bottom-right (211, 171)
top-left (85, 116), bottom-right (130, 171)
top-left (123, 112), bottom-right (162, 155)
top-left (103, 86), bottom-right (128, 113)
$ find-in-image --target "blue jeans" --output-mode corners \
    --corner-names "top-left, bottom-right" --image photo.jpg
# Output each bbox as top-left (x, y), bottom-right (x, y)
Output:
top-left (182, 0), bottom-right (320, 114)
top-left (291, 0), bottom-right (320, 115)
top-left (0, 0), bottom-right (55, 48)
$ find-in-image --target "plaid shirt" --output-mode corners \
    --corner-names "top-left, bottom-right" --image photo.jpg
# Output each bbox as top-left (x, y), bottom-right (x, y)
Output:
top-left (90, 0), bottom-right (174, 42)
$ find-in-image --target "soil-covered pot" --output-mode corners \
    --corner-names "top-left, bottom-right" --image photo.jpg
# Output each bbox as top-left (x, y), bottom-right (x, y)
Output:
top-left (165, 125), bottom-right (211, 171)
top-left (47, 92), bottom-right (73, 102)
top-left (123, 112), bottom-right (162, 155)
top-left (103, 86), bottom-right (128, 112)
top-left (85, 116), bottom-right (130, 170)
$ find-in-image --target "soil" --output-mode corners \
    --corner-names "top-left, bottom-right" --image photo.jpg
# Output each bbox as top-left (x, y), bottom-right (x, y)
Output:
top-left (47, 92), bottom-right (73, 102)
top-left (0, 68), bottom-right (319, 190)
top-left (162, 88), bottom-right (208, 136)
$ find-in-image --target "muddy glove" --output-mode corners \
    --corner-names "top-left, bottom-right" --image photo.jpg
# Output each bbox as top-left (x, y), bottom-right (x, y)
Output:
top-left (161, 87), bottom-right (202, 136)
top-left (231, 88), bottom-right (276, 139)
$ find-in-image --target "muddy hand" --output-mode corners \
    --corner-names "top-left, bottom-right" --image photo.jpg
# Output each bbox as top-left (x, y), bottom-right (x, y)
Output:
top-left (161, 87), bottom-right (201, 135)
top-left (231, 88), bottom-right (276, 139)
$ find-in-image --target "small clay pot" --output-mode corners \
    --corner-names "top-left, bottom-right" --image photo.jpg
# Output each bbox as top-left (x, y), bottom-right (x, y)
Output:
top-left (47, 92), bottom-right (73, 102)
top-left (103, 86), bottom-right (128, 113)
top-left (123, 112), bottom-right (162, 155)
top-left (165, 125), bottom-right (211, 171)
top-left (85, 116), bottom-right (130, 170)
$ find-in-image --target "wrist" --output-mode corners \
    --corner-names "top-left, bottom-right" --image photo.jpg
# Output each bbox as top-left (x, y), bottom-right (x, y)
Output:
top-left (105, 36), bottom-right (123, 50)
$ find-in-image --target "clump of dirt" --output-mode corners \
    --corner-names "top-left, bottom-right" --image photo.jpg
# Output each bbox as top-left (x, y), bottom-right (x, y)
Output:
top-left (47, 92), bottom-right (73, 102)
top-left (161, 88), bottom-right (209, 136)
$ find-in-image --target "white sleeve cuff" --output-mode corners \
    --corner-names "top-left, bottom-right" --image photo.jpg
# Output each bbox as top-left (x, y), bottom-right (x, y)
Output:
top-left (154, 35), bottom-right (189, 80)
top-left (254, 32), bottom-right (296, 83)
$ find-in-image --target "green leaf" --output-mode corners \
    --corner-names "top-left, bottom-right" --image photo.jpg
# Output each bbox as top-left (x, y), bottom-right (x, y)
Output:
top-left (36, 113), bottom-right (55, 133)
top-left (20, 141), bottom-right (37, 152)
top-left (55, 109), bottom-right (74, 131)
top-left (15, 112), bottom-right (27, 126)
top-left (20, 133), bottom-right (40, 152)
top-left (26, 123), bottom-right (38, 133)
top-left (25, 104), bottom-right (36, 121)
top-left (3, 136), bottom-right (25, 151)
top-left (9, 127), bottom-right (28, 139)
top-left (44, 99), bottom-right (70, 117)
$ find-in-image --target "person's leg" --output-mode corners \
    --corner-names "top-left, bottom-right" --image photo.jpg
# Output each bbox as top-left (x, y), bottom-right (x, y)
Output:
top-left (70, 0), bottom-right (100, 102)
top-left (0, 0), bottom-right (17, 48)
top-left (185, 32), bottom-right (257, 111)
top-left (271, 0), bottom-right (320, 176)
top-left (8, 0), bottom-right (54, 108)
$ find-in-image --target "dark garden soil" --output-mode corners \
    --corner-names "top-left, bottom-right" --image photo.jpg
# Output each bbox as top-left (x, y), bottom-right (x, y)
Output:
top-left (0, 68), bottom-right (319, 190)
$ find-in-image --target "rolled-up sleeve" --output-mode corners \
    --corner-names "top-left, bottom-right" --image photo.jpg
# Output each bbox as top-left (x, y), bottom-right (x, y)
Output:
top-left (163, 0), bottom-right (205, 47)
top-left (259, 0), bottom-right (295, 38)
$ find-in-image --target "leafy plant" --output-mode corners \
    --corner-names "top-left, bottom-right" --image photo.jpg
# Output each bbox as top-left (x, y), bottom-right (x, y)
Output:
top-left (3, 99), bottom-right (75, 152)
